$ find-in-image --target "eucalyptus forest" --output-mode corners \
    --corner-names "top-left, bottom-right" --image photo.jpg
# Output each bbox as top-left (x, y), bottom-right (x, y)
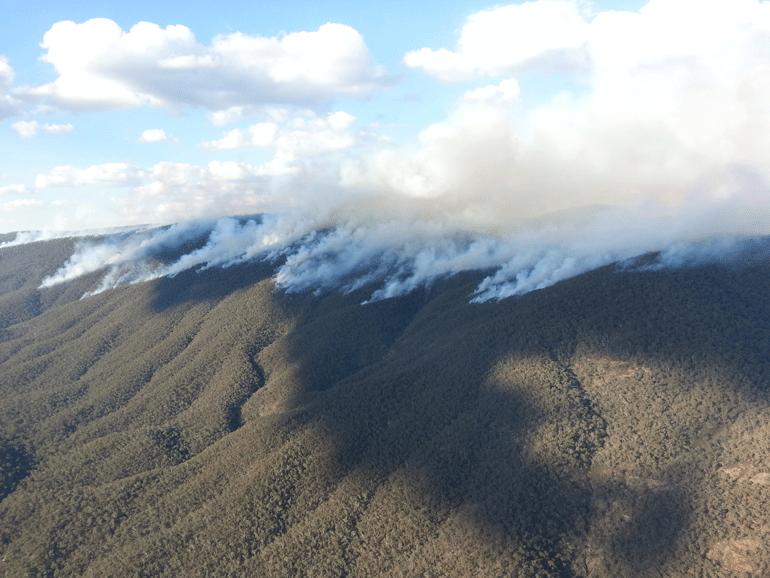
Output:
top-left (1, 233), bottom-right (769, 577)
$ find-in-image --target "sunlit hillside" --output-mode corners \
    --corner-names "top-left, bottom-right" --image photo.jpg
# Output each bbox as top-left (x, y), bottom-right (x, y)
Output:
top-left (1, 236), bottom-right (769, 577)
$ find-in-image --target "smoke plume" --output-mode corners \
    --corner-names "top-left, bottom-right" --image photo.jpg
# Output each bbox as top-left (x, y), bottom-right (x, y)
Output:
top-left (9, 1), bottom-right (770, 303)
top-left (31, 168), bottom-right (770, 304)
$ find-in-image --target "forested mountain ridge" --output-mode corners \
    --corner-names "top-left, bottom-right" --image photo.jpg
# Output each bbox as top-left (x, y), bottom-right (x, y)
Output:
top-left (1, 236), bottom-right (769, 577)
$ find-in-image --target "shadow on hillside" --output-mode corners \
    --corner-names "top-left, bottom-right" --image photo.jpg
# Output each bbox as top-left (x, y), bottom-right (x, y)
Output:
top-left (147, 260), bottom-right (280, 312)
top-left (247, 266), bottom-right (749, 576)
top-left (136, 255), bottom-right (770, 575)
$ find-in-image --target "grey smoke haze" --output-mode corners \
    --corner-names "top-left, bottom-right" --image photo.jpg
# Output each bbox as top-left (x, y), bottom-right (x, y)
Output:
top-left (15, 0), bottom-right (770, 303)
top-left (0, 225), bottom-right (151, 248)
top-left (31, 164), bottom-right (770, 303)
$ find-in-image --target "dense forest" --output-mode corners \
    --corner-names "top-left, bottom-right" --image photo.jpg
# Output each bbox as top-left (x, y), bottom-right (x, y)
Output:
top-left (0, 234), bottom-right (769, 577)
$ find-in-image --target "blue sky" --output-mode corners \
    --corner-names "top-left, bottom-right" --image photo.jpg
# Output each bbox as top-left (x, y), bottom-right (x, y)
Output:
top-left (1, 0), bottom-right (768, 235)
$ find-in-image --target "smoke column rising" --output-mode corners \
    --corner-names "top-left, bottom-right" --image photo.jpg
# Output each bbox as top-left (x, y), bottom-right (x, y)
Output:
top-left (11, 0), bottom-right (770, 302)
top-left (33, 174), bottom-right (770, 304)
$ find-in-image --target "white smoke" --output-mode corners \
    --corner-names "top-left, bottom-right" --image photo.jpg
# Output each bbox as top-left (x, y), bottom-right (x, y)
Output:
top-left (39, 220), bottom-right (216, 289)
top-left (26, 1), bottom-right (770, 302)
top-left (1, 230), bottom-right (66, 248)
top-left (37, 171), bottom-right (770, 304)
top-left (0, 225), bottom-right (153, 249)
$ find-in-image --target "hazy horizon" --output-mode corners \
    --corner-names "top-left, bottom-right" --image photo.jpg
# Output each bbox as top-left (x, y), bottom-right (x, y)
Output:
top-left (2, 1), bottom-right (769, 233)
top-left (3, 0), bottom-right (770, 302)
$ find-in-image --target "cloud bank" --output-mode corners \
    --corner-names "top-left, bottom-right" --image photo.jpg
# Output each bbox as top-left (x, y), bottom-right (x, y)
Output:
top-left (9, 0), bottom-right (769, 230)
top-left (7, 1), bottom-right (770, 304)
top-left (138, 129), bottom-right (178, 143)
top-left (388, 0), bottom-right (770, 221)
top-left (11, 120), bottom-right (73, 138)
top-left (33, 170), bottom-right (770, 304)
top-left (0, 56), bottom-right (22, 119)
top-left (34, 163), bottom-right (144, 189)
top-left (16, 19), bottom-right (391, 112)
top-left (404, 0), bottom-right (591, 82)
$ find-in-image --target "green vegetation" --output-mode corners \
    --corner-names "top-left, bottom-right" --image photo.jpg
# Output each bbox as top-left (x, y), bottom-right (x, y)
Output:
top-left (0, 238), bottom-right (769, 576)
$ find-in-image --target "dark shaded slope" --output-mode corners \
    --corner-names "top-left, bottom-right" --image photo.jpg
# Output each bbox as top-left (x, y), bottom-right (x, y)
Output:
top-left (0, 225), bottom-right (215, 332)
top-left (237, 262), bottom-right (770, 578)
top-left (0, 248), bottom-right (769, 577)
top-left (0, 238), bottom-right (107, 332)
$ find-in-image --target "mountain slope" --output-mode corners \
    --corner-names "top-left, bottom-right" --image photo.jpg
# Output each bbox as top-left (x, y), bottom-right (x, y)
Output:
top-left (1, 238), bottom-right (769, 577)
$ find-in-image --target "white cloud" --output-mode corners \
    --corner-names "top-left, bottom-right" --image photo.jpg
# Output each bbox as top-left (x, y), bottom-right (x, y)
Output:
top-left (0, 95), bottom-right (21, 119)
top-left (345, 0), bottom-right (770, 225)
top-left (0, 56), bottom-right (13, 91)
top-left (137, 159), bottom-right (291, 194)
top-left (11, 120), bottom-right (73, 138)
top-left (461, 78), bottom-right (521, 104)
top-left (12, 121), bottom-right (41, 138)
top-left (0, 198), bottom-right (44, 212)
top-left (0, 56), bottom-right (22, 119)
top-left (43, 123), bottom-right (73, 135)
top-left (16, 157), bottom-right (305, 229)
top-left (138, 128), bottom-right (178, 143)
top-left (405, 0), bottom-right (770, 87)
top-left (404, 0), bottom-right (591, 82)
top-left (34, 163), bottom-right (144, 188)
top-left (9, 2), bottom-right (770, 262)
top-left (208, 106), bottom-right (255, 126)
top-left (206, 105), bottom-right (298, 126)
top-left (19, 1), bottom-right (770, 304)
top-left (202, 111), bottom-right (360, 170)
top-left (113, 159), bottom-right (315, 226)
top-left (17, 19), bottom-right (391, 112)
top-left (0, 184), bottom-right (32, 196)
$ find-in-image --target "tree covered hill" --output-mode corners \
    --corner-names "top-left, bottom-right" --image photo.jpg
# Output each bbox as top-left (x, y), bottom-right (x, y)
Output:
top-left (1, 236), bottom-right (769, 577)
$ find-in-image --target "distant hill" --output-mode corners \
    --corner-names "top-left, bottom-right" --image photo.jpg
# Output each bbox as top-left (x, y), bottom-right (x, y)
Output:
top-left (1, 236), bottom-right (769, 577)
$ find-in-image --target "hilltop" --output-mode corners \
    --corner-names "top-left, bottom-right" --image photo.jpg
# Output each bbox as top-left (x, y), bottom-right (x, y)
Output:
top-left (1, 235), bottom-right (769, 577)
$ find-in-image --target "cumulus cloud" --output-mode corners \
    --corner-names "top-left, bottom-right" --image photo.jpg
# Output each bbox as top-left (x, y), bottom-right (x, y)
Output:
top-left (17, 19), bottom-right (391, 112)
top-left (0, 198), bottom-right (44, 212)
top-left (348, 0), bottom-right (770, 223)
top-left (0, 56), bottom-right (22, 119)
top-left (11, 120), bottom-right (73, 138)
top-left (207, 105), bottom-right (285, 126)
top-left (0, 184), bottom-right (32, 196)
top-left (24, 1), bottom-right (770, 304)
top-left (208, 106), bottom-right (255, 127)
top-left (202, 111), bottom-right (364, 170)
top-left (34, 163), bottom-right (144, 188)
top-left (0, 56), bottom-right (13, 91)
top-left (0, 95), bottom-right (21, 119)
top-left (21, 155), bottom-right (337, 231)
top-left (138, 128), bottom-right (178, 143)
top-left (117, 159), bottom-right (312, 226)
top-left (404, 0), bottom-right (770, 109)
top-left (461, 78), bottom-right (521, 104)
top-left (404, 0), bottom-right (591, 82)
